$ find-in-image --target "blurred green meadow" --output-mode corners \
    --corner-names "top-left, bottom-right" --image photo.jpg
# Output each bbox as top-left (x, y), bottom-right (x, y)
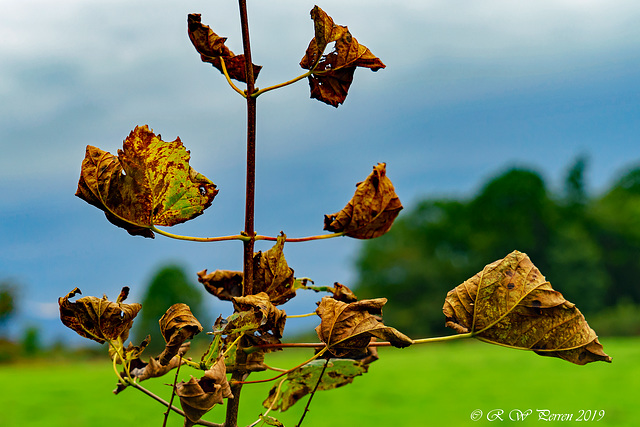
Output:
top-left (1, 337), bottom-right (638, 427)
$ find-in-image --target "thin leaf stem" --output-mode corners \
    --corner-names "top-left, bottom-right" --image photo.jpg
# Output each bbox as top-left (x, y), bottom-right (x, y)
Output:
top-left (235, 347), bottom-right (328, 385)
top-left (255, 232), bottom-right (346, 242)
top-left (253, 333), bottom-right (474, 350)
top-left (411, 332), bottom-right (474, 345)
top-left (130, 382), bottom-right (223, 427)
top-left (296, 357), bottom-right (329, 427)
top-left (219, 57), bottom-right (247, 97)
top-left (150, 226), bottom-right (249, 242)
top-left (287, 312), bottom-right (316, 318)
top-left (162, 355), bottom-right (183, 427)
top-left (252, 70), bottom-right (312, 97)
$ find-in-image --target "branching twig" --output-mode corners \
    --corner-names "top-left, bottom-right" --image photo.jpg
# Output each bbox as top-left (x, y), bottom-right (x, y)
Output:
top-left (296, 358), bottom-right (330, 427)
top-left (162, 355), bottom-right (183, 427)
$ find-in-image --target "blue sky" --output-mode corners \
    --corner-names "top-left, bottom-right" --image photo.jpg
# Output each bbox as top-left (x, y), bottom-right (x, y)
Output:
top-left (1, 0), bottom-right (639, 344)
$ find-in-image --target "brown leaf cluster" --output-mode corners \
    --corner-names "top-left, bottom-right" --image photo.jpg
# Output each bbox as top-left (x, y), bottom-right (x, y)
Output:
top-left (188, 13), bottom-right (261, 83)
top-left (300, 6), bottom-right (385, 106)
top-left (315, 296), bottom-right (412, 357)
top-left (325, 163), bottom-right (403, 239)
top-left (443, 250), bottom-right (612, 365)
top-left (58, 287), bottom-right (141, 344)
top-left (177, 356), bottom-right (233, 427)
top-left (232, 293), bottom-right (287, 348)
top-left (75, 125), bottom-right (218, 238)
top-left (158, 303), bottom-right (203, 365)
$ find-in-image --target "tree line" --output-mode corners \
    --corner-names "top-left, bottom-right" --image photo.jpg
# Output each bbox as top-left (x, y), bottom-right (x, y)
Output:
top-left (355, 158), bottom-right (640, 336)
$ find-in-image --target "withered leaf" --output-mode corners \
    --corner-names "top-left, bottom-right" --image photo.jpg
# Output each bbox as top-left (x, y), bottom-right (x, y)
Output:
top-left (315, 296), bottom-right (412, 357)
top-left (75, 125), bottom-right (218, 238)
top-left (443, 250), bottom-right (612, 365)
top-left (300, 6), bottom-right (385, 106)
top-left (324, 163), bottom-right (403, 239)
top-left (263, 359), bottom-right (368, 411)
top-left (197, 269), bottom-right (243, 302)
top-left (59, 287), bottom-right (141, 344)
top-left (253, 233), bottom-right (297, 305)
top-left (158, 303), bottom-right (203, 365)
top-left (331, 282), bottom-right (358, 303)
top-left (177, 356), bottom-right (233, 426)
top-left (187, 13), bottom-right (261, 83)
top-left (232, 292), bottom-right (287, 344)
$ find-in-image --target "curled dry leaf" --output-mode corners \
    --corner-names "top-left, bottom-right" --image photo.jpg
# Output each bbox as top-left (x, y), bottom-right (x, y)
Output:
top-left (197, 269), bottom-right (243, 301)
top-left (331, 282), bottom-right (358, 303)
top-left (443, 250), bottom-right (612, 365)
top-left (187, 13), bottom-right (261, 83)
top-left (75, 125), bottom-right (218, 238)
top-left (232, 292), bottom-right (287, 345)
top-left (158, 303), bottom-right (203, 365)
top-left (177, 356), bottom-right (233, 427)
top-left (315, 296), bottom-right (412, 357)
top-left (263, 359), bottom-right (368, 412)
top-left (300, 6), bottom-right (386, 107)
top-left (252, 232), bottom-right (297, 305)
top-left (59, 287), bottom-right (141, 344)
top-left (324, 163), bottom-right (403, 239)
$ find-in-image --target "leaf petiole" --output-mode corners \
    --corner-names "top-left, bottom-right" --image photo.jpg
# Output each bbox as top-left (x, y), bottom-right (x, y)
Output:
top-left (219, 57), bottom-right (247, 98)
top-left (149, 226), bottom-right (250, 242)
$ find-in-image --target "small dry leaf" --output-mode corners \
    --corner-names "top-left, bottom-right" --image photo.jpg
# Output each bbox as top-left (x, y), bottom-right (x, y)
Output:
top-left (443, 250), bottom-right (612, 365)
top-left (331, 282), bottom-right (358, 303)
top-left (315, 296), bottom-right (412, 357)
top-left (324, 163), bottom-right (403, 239)
top-left (177, 356), bottom-right (233, 426)
top-left (59, 287), bottom-right (141, 344)
top-left (158, 303), bottom-right (203, 365)
top-left (263, 359), bottom-right (368, 411)
top-left (187, 13), bottom-right (261, 83)
top-left (75, 125), bottom-right (218, 238)
top-left (232, 292), bottom-right (287, 344)
top-left (252, 233), bottom-right (297, 305)
top-left (197, 269), bottom-right (243, 302)
top-left (300, 6), bottom-right (385, 106)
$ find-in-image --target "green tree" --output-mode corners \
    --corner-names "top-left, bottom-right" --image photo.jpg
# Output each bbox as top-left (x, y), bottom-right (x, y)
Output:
top-left (0, 280), bottom-right (18, 335)
top-left (133, 264), bottom-right (209, 354)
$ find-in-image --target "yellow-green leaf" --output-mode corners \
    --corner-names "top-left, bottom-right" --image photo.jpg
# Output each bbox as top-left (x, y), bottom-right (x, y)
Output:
top-left (75, 125), bottom-right (218, 238)
top-left (443, 250), bottom-right (612, 365)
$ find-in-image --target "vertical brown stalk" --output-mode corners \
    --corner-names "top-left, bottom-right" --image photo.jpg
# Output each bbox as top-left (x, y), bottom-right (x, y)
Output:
top-left (227, 1), bottom-right (255, 426)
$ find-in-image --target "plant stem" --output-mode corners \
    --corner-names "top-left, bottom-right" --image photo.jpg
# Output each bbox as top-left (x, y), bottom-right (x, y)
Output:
top-left (255, 232), bottom-right (346, 242)
top-left (162, 355), bottom-right (182, 427)
top-left (219, 57), bottom-right (246, 98)
top-left (253, 333), bottom-right (474, 350)
top-left (296, 357), bottom-right (330, 427)
top-left (130, 382), bottom-right (223, 427)
top-left (150, 226), bottom-right (249, 242)
top-left (252, 70), bottom-right (312, 97)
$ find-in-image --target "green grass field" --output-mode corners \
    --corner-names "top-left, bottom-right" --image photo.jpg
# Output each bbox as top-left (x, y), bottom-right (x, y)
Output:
top-left (1, 337), bottom-right (638, 426)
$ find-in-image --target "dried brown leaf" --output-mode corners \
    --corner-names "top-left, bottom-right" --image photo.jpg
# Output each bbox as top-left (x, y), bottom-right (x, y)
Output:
top-left (158, 303), bottom-right (203, 365)
top-left (300, 6), bottom-right (385, 106)
top-left (75, 125), bottom-right (218, 238)
top-left (177, 356), bottom-right (233, 426)
top-left (331, 282), bottom-right (358, 303)
top-left (197, 269), bottom-right (243, 302)
top-left (253, 233), bottom-right (297, 305)
top-left (315, 296), bottom-right (412, 357)
top-left (443, 250), bottom-right (612, 365)
top-left (232, 292), bottom-right (287, 342)
top-left (187, 13), bottom-right (261, 83)
top-left (324, 163), bottom-right (403, 239)
top-left (58, 287), bottom-right (141, 344)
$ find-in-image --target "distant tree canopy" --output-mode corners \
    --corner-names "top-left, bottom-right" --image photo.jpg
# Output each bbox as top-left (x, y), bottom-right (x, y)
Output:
top-left (0, 281), bottom-right (18, 333)
top-left (355, 159), bottom-right (640, 337)
top-left (133, 264), bottom-right (209, 353)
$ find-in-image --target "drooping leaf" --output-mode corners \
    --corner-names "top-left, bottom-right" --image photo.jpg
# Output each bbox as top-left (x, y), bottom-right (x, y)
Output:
top-left (315, 296), bottom-right (412, 357)
top-left (263, 359), bottom-right (368, 411)
top-left (259, 415), bottom-right (284, 426)
top-left (158, 303), bottom-right (203, 365)
top-left (187, 13), bottom-right (261, 83)
top-left (252, 233), bottom-right (297, 305)
top-left (324, 163), bottom-right (403, 239)
top-left (75, 125), bottom-right (218, 238)
top-left (58, 287), bottom-right (141, 344)
top-left (300, 6), bottom-right (385, 106)
top-left (176, 356), bottom-right (233, 427)
top-left (197, 269), bottom-right (243, 302)
top-left (443, 250), bottom-right (612, 365)
top-left (331, 282), bottom-right (358, 302)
